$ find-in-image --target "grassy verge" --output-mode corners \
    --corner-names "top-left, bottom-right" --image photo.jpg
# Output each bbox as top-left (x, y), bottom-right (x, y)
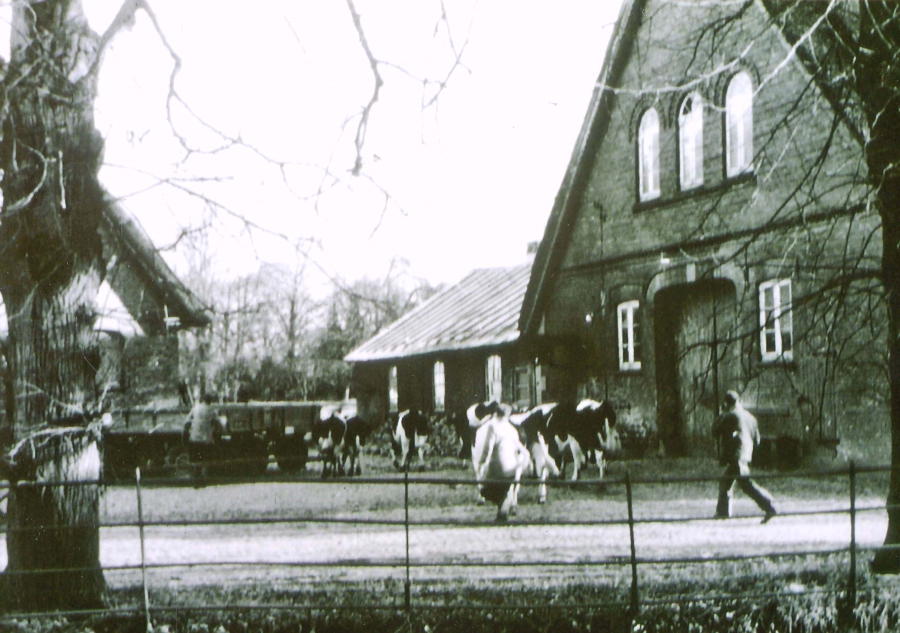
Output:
top-left (3, 553), bottom-right (900, 632)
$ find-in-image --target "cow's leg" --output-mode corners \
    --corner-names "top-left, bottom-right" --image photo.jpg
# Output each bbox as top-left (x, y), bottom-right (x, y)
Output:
top-left (570, 443), bottom-right (582, 482)
top-left (539, 466), bottom-right (548, 504)
top-left (497, 485), bottom-right (514, 522)
top-left (597, 449), bottom-right (605, 480)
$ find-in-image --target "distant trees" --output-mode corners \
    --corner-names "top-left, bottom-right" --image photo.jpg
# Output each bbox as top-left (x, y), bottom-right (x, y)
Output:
top-left (180, 254), bottom-right (441, 403)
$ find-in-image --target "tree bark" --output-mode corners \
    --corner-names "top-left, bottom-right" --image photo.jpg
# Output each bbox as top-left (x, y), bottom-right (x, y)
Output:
top-left (856, 0), bottom-right (900, 574)
top-left (0, 0), bottom-right (109, 611)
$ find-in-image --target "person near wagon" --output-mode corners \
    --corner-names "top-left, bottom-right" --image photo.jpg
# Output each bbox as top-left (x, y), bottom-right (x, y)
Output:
top-left (184, 392), bottom-right (223, 485)
top-left (712, 390), bottom-right (777, 523)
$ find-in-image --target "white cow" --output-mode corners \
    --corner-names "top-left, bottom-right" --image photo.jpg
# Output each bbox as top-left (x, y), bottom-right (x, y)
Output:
top-left (471, 401), bottom-right (532, 521)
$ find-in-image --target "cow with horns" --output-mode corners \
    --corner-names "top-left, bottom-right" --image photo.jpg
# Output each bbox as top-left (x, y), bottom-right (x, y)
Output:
top-left (469, 401), bottom-right (532, 521)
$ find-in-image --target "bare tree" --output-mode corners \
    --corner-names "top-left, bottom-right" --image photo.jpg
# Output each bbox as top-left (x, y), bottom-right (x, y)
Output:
top-left (0, 0), bottom-right (470, 612)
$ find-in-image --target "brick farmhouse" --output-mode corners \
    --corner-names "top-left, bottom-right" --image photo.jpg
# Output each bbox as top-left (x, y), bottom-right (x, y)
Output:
top-left (519, 0), bottom-right (885, 462)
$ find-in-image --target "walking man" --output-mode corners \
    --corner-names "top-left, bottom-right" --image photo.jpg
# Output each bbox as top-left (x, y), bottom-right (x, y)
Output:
top-left (713, 390), bottom-right (777, 523)
top-left (184, 393), bottom-right (223, 485)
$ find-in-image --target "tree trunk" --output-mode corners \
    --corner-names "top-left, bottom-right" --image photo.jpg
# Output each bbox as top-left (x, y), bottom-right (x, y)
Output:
top-left (3, 427), bottom-right (105, 612)
top-left (0, 0), bottom-right (109, 611)
top-left (857, 0), bottom-right (900, 574)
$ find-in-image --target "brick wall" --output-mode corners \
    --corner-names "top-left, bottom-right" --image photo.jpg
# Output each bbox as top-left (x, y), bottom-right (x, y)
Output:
top-left (538, 0), bottom-right (886, 461)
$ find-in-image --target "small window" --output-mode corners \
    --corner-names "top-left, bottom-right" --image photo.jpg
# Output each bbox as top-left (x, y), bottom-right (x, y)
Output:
top-left (638, 108), bottom-right (660, 201)
top-left (726, 72), bottom-right (753, 176)
top-left (433, 361), bottom-right (445, 411)
top-left (388, 365), bottom-right (399, 412)
top-left (617, 301), bottom-right (642, 371)
top-left (759, 279), bottom-right (793, 362)
top-left (486, 355), bottom-right (502, 402)
top-left (679, 93), bottom-right (704, 189)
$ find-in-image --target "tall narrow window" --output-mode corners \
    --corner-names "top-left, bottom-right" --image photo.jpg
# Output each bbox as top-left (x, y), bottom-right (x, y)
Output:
top-left (486, 355), bottom-right (503, 402)
top-left (534, 363), bottom-right (546, 405)
top-left (617, 301), bottom-right (642, 371)
top-left (433, 361), bottom-right (445, 411)
top-left (759, 279), bottom-right (793, 361)
top-left (514, 365), bottom-right (531, 411)
top-left (726, 72), bottom-right (753, 176)
top-left (388, 365), bottom-right (399, 412)
top-left (638, 108), bottom-right (660, 201)
top-left (679, 93), bottom-right (704, 189)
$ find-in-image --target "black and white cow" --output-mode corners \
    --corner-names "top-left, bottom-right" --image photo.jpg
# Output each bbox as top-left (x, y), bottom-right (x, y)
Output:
top-left (341, 415), bottom-right (369, 476)
top-left (391, 409), bottom-right (430, 472)
top-left (547, 399), bottom-right (620, 481)
top-left (470, 401), bottom-right (532, 521)
top-left (312, 409), bottom-right (347, 479)
top-left (509, 404), bottom-right (561, 504)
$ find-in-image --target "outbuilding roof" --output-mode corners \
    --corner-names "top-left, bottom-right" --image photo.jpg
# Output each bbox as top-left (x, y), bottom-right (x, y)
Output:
top-left (345, 264), bottom-right (531, 363)
top-left (100, 199), bottom-right (210, 334)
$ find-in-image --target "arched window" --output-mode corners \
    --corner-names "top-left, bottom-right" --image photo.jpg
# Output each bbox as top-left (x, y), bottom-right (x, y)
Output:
top-left (679, 93), bottom-right (704, 189)
top-left (638, 107), bottom-right (660, 201)
top-left (725, 72), bottom-right (753, 176)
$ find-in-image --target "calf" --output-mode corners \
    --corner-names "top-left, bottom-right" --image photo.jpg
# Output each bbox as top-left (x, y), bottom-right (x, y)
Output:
top-left (341, 415), bottom-right (369, 476)
top-left (471, 401), bottom-right (532, 521)
top-left (549, 399), bottom-right (620, 481)
top-left (391, 409), bottom-right (430, 472)
top-left (312, 410), bottom-right (346, 479)
top-left (510, 404), bottom-right (561, 504)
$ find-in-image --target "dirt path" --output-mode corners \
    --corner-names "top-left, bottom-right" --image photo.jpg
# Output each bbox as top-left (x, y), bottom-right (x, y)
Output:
top-left (0, 472), bottom-right (888, 591)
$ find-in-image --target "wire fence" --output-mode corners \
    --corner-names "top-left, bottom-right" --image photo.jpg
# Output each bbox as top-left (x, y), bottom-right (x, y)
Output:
top-left (0, 458), bottom-right (894, 627)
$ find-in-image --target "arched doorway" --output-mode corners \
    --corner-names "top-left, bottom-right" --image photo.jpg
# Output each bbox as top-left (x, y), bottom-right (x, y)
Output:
top-left (654, 279), bottom-right (739, 456)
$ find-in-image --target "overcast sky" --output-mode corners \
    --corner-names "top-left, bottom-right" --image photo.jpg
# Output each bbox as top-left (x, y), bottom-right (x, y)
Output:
top-left (8, 1), bottom-right (624, 293)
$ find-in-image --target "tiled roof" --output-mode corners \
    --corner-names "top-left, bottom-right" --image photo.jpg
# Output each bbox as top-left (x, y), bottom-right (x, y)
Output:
top-left (345, 264), bottom-right (531, 363)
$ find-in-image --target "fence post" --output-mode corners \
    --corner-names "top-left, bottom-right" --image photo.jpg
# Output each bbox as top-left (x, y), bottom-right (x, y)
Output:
top-left (404, 466), bottom-right (411, 612)
top-left (136, 467), bottom-right (151, 632)
top-left (849, 461), bottom-right (857, 612)
top-left (626, 470), bottom-right (639, 616)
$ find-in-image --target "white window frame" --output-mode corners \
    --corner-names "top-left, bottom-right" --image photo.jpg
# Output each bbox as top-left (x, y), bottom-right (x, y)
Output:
top-left (726, 72), bottom-right (753, 177)
top-left (617, 301), bottom-right (642, 371)
top-left (486, 355), bottom-right (503, 403)
top-left (759, 279), bottom-right (793, 362)
top-left (638, 108), bottom-right (660, 201)
top-left (388, 365), bottom-right (399, 412)
top-left (433, 361), bottom-right (445, 411)
top-left (679, 93), bottom-right (704, 189)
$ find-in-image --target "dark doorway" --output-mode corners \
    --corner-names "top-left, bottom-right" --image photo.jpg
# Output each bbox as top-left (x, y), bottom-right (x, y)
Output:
top-left (654, 279), bottom-right (738, 456)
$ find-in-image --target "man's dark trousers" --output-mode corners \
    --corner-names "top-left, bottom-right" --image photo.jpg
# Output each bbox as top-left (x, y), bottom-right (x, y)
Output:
top-left (716, 461), bottom-right (775, 517)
